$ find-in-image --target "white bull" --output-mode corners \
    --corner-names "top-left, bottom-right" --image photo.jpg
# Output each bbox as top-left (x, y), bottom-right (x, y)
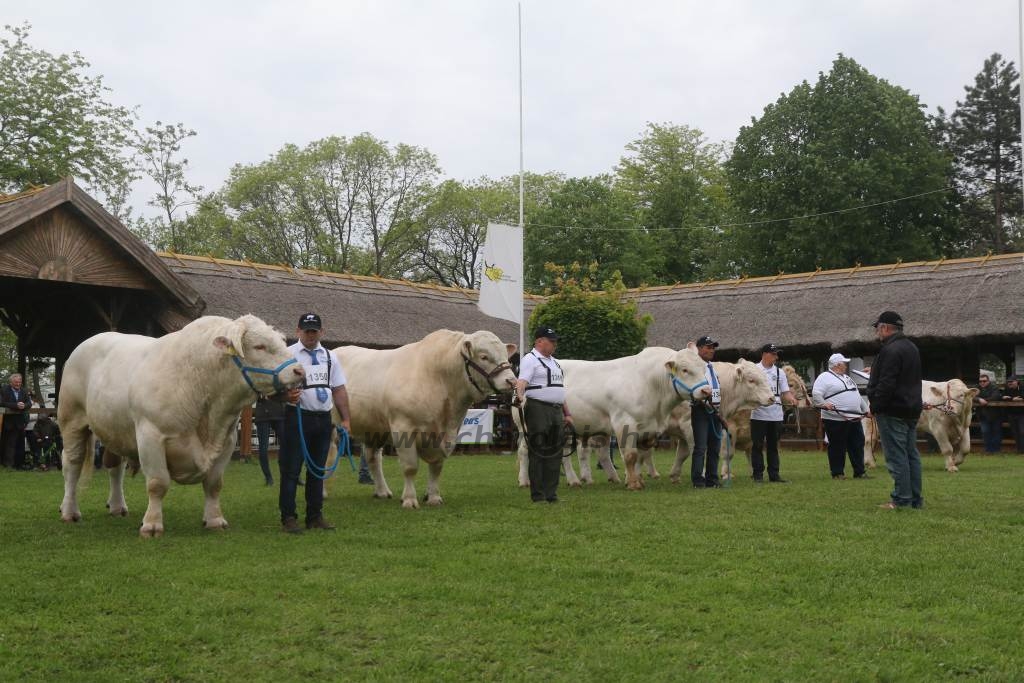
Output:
top-left (655, 358), bottom-right (777, 483)
top-left (58, 315), bottom-right (303, 537)
top-left (863, 379), bottom-right (978, 472)
top-left (336, 329), bottom-right (516, 509)
top-left (515, 345), bottom-right (710, 491)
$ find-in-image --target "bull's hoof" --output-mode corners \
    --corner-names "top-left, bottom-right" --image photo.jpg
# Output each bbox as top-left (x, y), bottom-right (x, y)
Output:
top-left (401, 498), bottom-right (420, 510)
top-left (947, 466), bottom-right (959, 473)
top-left (373, 491), bottom-right (394, 499)
top-left (61, 512), bottom-right (82, 523)
top-left (626, 479), bottom-right (645, 491)
top-left (669, 476), bottom-right (681, 485)
top-left (650, 472), bottom-right (661, 479)
top-left (109, 506), bottom-right (128, 517)
top-left (425, 495), bottom-right (444, 506)
top-left (139, 523), bottom-right (164, 538)
top-left (568, 480), bottom-right (583, 488)
top-left (203, 517), bottom-right (229, 530)
top-left (607, 477), bottom-right (621, 485)
top-left (518, 481), bottom-right (530, 488)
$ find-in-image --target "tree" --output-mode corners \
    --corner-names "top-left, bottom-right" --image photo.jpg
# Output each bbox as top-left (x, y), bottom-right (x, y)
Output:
top-left (934, 53), bottom-right (1022, 253)
top-left (350, 133), bottom-right (441, 277)
top-left (528, 263), bottom-right (651, 361)
top-left (525, 175), bottom-right (658, 289)
top-left (0, 23), bottom-right (136, 216)
top-left (134, 121), bottom-right (203, 251)
top-left (615, 123), bottom-right (734, 283)
top-left (727, 55), bottom-right (954, 275)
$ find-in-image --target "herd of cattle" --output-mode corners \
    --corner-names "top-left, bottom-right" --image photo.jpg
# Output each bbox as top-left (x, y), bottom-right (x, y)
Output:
top-left (54, 315), bottom-right (981, 537)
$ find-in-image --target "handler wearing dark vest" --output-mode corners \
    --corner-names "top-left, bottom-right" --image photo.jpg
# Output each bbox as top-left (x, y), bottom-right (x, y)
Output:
top-left (279, 312), bottom-right (352, 533)
top-left (515, 326), bottom-right (573, 503)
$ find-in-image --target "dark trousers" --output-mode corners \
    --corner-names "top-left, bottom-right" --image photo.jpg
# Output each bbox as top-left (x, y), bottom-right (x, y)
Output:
top-left (256, 419), bottom-right (282, 482)
top-left (690, 406), bottom-right (722, 486)
top-left (279, 408), bottom-right (333, 524)
top-left (979, 415), bottom-right (1003, 453)
top-left (1, 428), bottom-right (26, 469)
top-left (1007, 411), bottom-right (1024, 453)
top-left (750, 419), bottom-right (782, 480)
top-left (524, 401), bottom-right (564, 502)
top-left (822, 419), bottom-right (866, 477)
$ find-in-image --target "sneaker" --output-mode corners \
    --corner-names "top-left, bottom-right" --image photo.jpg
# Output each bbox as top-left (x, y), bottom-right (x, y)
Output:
top-left (282, 517), bottom-right (304, 534)
top-left (832, 474), bottom-right (846, 480)
top-left (306, 517), bottom-right (336, 530)
top-left (704, 481), bottom-right (722, 488)
top-left (264, 476), bottom-right (274, 487)
top-left (752, 475), bottom-right (764, 483)
top-left (358, 474), bottom-right (374, 485)
top-left (546, 497), bottom-right (559, 503)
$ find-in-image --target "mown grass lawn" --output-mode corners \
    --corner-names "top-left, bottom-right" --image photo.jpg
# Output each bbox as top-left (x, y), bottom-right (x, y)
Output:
top-left (1, 450), bottom-right (1022, 682)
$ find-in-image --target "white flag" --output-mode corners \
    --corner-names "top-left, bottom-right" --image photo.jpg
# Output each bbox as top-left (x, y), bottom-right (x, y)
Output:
top-left (477, 222), bottom-right (523, 324)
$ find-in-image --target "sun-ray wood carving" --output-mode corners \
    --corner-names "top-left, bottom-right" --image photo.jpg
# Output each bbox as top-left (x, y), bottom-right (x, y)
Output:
top-left (0, 206), bottom-right (150, 288)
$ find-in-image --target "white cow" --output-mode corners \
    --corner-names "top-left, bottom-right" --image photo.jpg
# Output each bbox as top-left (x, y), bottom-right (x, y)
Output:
top-left (336, 329), bottom-right (516, 509)
top-left (656, 358), bottom-right (777, 483)
top-left (58, 315), bottom-right (304, 537)
top-left (863, 379), bottom-right (978, 472)
top-left (515, 345), bottom-right (710, 491)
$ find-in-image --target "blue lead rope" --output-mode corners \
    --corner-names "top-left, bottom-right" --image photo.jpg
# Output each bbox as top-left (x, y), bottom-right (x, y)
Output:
top-left (295, 405), bottom-right (354, 480)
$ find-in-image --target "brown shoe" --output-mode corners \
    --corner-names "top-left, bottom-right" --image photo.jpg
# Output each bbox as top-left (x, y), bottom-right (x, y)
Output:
top-left (878, 501), bottom-right (901, 511)
top-left (306, 517), bottom-right (336, 530)
top-left (282, 517), bottom-right (304, 534)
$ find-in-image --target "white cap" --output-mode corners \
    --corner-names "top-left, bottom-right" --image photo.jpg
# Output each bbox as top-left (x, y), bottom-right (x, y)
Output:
top-left (828, 353), bottom-right (851, 367)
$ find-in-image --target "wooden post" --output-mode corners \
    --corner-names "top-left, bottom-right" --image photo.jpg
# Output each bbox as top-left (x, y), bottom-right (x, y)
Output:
top-left (239, 404), bottom-right (253, 459)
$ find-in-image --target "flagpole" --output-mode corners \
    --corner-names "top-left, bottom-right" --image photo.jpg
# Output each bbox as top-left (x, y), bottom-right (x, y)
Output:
top-left (1019, 0), bottom-right (1023, 208)
top-left (517, 1), bottom-right (525, 354)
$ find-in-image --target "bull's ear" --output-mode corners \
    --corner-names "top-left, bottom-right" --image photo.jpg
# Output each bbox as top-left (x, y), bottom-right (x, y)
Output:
top-left (463, 340), bottom-right (473, 356)
top-left (505, 343), bottom-right (518, 356)
top-left (930, 386), bottom-right (943, 396)
top-left (214, 320), bottom-right (247, 358)
top-left (968, 388), bottom-right (980, 398)
top-left (686, 342), bottom-right (697, 351)
top-left (665, 361), bottom-right (676, 373)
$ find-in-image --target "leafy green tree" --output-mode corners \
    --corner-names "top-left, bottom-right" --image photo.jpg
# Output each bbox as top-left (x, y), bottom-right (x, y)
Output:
top-left (615, 123), bottom-right (734, 283)
top-left (934, 53), bottom-right (1022, 253)
top-left (528, 263), bottom-right (651, 361)
top-left (525, 175), bottom-right (658, 289)
top-left (134, 121), bottom-right (203, 251)
top-left (727, 55), bottom-right (953, 275)
top-left (0, 23), bottom-right (137, 217)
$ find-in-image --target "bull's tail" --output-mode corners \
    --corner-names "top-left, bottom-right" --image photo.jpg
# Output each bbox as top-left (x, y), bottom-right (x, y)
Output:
top-left (76, 432), bottom-right (97, 488)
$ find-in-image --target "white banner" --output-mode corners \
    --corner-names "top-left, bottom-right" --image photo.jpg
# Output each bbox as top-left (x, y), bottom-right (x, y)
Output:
top-left (456, 408), bottom-right (495, 444)
top-left (477, 222), bottom-right (523, 324)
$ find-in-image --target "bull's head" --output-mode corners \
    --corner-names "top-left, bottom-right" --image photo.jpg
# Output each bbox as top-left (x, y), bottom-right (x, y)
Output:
top-left (668, 345), bottom-right (712, 401)
top-left (735, 358), bottom-right (776, 407)
top-left (214, 314), bottom-right (305, 394)
top-left (461, 331), bottom-right (517, 394)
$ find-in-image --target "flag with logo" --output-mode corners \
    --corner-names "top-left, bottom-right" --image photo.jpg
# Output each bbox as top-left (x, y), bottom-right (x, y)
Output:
top-left (477, 222), bottom-right (523, 324)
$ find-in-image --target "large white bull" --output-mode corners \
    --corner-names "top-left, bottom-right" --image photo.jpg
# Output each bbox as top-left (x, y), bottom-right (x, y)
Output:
top-left (657, 358), bottom-right (777, 483)
top-left (863, 379), bottom-right (978, 472)
top-left (336, 329), bottom-right (516, 509)
top-left (58, 315), bottom-right (304, 537)
top-left (515, 345), bottom-right (710, 491)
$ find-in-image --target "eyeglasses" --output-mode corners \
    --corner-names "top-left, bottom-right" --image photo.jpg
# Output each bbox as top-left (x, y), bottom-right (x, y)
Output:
top-left (979, 378), bottom-right (989, 382)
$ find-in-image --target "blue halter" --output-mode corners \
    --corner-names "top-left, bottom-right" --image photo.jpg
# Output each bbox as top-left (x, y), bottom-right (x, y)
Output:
top-left (231, 355), bottom-right (300, 395)
top-left (669, 374), bottom-right (709, 401)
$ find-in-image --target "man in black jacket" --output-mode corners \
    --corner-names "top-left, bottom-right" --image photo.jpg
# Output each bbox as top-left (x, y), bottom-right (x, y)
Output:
top-left (866, 311), bottom-right (923, 510)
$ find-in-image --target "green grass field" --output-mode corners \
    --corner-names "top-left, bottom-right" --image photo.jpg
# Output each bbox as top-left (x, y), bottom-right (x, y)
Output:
top-left (2, 450), bottom-right (1022, 682)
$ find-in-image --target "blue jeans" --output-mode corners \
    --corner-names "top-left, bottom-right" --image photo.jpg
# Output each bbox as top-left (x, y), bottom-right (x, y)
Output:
top-left (876, 414), bottom-right (923, 508)
top-left (690, 406), bottom-right (722, 486)
top-left (979, 415), bottom-right (1003, 453)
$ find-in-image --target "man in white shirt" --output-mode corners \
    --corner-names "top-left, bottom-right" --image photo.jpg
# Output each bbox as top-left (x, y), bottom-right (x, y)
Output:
top-left (279, 312), bottom-right (352, 533)
top-left (515, 326), bottom-right (572, 503)
top-left (750, 343), bottom-right (796, 483)
top-left (690, 335), bottom-right (724, 488)
top-left (811, 353), bottom-right (870, 479)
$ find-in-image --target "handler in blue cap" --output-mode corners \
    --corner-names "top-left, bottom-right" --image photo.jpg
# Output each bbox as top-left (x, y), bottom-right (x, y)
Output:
top-left (515, 326), bottom-right (573, 503)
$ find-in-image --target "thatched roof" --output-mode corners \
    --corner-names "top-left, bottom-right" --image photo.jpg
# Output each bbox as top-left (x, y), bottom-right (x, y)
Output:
top-left (157, 253), bottom-right (534, 347)
top-left (161, 252), bottom-right (1024, 358)
top-left (625, 254), bottom-right (1024, 358)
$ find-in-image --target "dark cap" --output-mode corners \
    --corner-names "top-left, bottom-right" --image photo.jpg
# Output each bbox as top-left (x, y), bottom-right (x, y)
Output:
top-left (298, 312), bottom-right (322, 330)
top-left (533, 325), bottom-right (559, 341)
top-left (1008, 375), bottom-right (1020, 383)
top-left (695, 335), bottom-right (719, 348)
top-left (760, 343), bottom-right (782, 354)
top-left (872, 310), bottom-right (903, 328)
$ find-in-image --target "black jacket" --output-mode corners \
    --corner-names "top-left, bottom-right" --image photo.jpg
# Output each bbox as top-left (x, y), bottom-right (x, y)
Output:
top-left (866, 333), bottom-right (922, 420)
top-left (1, 383), bottom-right (32, 431)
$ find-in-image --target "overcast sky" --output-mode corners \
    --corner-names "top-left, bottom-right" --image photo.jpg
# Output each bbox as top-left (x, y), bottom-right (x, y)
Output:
top-left (3, 1), bottom-right (1020, 205)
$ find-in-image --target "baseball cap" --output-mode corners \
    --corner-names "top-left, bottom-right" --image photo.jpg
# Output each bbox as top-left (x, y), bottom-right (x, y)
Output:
top-left (298, 312), bottom-right (322, 330)
top-left (695, 335), bottom-right (719, 348)
top-left (760, 343), bottom-right (782, 354)
top-left (872, 310), bottom-right (904, 328)
top-left (533, 326), bottom-right (559, 340)
top-left (828, 352), bottom-right (852, 366)
top-left (1008, 375), bottom-right (1020, 383)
